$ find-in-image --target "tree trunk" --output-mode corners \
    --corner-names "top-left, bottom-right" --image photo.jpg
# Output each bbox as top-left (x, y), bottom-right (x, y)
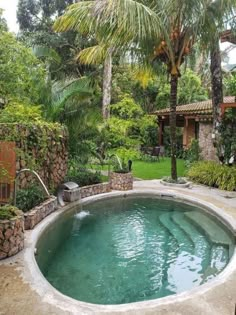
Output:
top-left (170, 74), bottom-right (178, 181)
top-left (210, 40), bottom-right (223, 140)
top-left (102, 49), bottom-right (112, 119)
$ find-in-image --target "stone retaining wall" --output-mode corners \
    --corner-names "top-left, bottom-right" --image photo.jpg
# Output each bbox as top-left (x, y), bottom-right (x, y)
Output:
top-left (0, 123), bottom-right (68, 190)
top-left (64, 183), bottom-right (111, 203)
top-left (110, 172), bottom-right (133, 191)
top-left (0, 214), bottom-right (24, 260)
top-left (24, 196), bottom-right (58, 230)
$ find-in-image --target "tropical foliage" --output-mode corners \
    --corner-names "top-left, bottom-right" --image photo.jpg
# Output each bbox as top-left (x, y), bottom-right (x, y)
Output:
top-left (107, 96), bottom-right (157, 150)
top-left (53, 0), bottom-right (235, 180)
top-left (188, 161), bottom-right (236, 191)
top-left (0, 102), bottom-right (43, 123)
top-left (218, 108), bottom-right (236, 163)
top-left (0, 32), bottom-right (46, 104)
top-left (16, 185), bottom-right (46, 212)
top-left (0, 0), bottom-right (235, 191)
top-left (0, 205), bottom-right (21, 220)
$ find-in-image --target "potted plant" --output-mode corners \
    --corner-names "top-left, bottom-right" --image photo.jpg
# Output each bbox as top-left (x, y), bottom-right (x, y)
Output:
top-left (109, 154), bottom-right (133, 191)
top-left (0, 205), bottom-right (24, 260)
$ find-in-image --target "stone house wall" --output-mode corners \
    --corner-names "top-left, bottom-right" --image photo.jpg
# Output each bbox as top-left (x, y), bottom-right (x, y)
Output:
top-left (0, 123), bottom-right (68, 190)
top-left (198, 122), bottom-right (217, 161)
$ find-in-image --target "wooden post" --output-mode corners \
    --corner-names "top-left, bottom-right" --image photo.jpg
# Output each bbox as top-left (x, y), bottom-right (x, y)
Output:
top-left (158, 120), bottom-right (164, 145)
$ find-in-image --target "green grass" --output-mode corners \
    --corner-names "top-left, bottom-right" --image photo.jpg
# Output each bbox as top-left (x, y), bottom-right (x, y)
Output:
top-left (132, 158), bottom-right (186, 179)
top-left (88, 158), bottom-right (186, 180)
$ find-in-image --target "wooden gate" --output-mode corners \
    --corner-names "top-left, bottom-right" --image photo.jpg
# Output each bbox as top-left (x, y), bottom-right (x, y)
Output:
top-left (0, 142), bottom-right (16, 204)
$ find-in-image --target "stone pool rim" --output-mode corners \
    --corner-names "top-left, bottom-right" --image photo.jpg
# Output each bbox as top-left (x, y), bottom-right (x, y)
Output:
top-left (24, 189), bottom-right (236, 314)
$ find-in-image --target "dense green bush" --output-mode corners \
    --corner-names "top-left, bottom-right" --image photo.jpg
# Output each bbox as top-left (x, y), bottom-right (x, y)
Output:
top-left (0, 101), bottom-right (43, 124)
top-left (107, 96), bottom-right (157, 152)
top-left (183, 139), bottom-right (201, 168)
top-left (188, 161), bottom-right (236, 191)
top-left (0, 31), bottom-right (46, 104)
top-left (163, 127), bottom-right (184, 158)
top-left (16, 184), bottom-right (46, 212)
top-left (65, 167), bottom-right (102, 187)
top-left (0, 205), bottom-right (21, 220)
top-left (218, 108), bottom-right (236, 163)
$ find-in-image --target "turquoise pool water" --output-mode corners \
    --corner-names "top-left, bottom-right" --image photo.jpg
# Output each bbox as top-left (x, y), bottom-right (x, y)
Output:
top-left (36, 196), bottom-right (235, 305)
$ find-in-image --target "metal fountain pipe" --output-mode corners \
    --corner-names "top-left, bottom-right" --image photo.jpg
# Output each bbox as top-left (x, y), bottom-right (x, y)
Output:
top-left (13, 168), bottom-right (50, 206)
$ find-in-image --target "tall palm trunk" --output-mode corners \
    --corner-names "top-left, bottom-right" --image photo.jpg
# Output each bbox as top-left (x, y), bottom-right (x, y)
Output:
top-left (210, 40), bottom-right (223, 141)
top-left (169, 74), bottom-right (178, 181)
top-left (102, 49), bottom-right (112, 119)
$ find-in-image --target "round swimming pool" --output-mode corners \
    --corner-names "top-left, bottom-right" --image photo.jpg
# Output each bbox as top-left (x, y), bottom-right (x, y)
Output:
top-left (36, 195), bottom-right (235, 305)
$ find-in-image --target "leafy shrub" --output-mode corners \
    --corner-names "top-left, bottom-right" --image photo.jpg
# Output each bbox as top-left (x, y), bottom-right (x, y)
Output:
top-left (16, 184), bottom-right (46, 212)
top-left (108, 96), bottom-right (156, 150)
top-left (0, 32), bottom-right (46, 104)
top-left (163, 127), bottom-right (184, 158)
top-left (183, 139), bottom-right (201, 168)
top-left (0, 205), bottom-right (21, 220)
top-left (110, 148), bottom-right (140, 173)
top-left (188, 161), bottom-right (236, 191)
top-left (113, 147), bottom-right (141, 162)
top-left (0, 101), bottom-right (43, 124)
top-left (217, 108), bottom-right (236, 163)
top-left (65, 167), bottom-right (102, 187)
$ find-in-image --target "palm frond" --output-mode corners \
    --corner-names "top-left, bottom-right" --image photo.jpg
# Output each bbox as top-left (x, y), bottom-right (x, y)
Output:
top-left (53, 0), bottom-right (162, 44)
top-left (132, 64), bottom-right (156, 88)
top-left (32, 46), bottom-right (61, 64)
top-left (47, 77), bottom-right (94, 121)
top-left (77, 45), bottom-right (108, 65)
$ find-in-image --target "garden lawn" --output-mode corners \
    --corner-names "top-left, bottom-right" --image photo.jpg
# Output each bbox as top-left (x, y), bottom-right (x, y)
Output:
top-left (132, 158), bottom-right (186, 179)
top-left (88, 158), bottom-right (186, 180)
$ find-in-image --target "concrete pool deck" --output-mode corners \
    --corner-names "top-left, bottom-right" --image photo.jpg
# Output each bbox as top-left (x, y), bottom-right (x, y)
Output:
top-left (0, 180), bottom-right (236, 315)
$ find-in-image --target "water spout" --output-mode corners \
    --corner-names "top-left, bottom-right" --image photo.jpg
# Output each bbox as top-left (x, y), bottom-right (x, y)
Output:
top-left (13, 168), bottom-right (50, 206)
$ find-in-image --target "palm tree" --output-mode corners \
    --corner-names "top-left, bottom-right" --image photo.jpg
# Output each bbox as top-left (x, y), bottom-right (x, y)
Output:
top-left (53, 0), bottom-right (234, 180)
top-left (77, 42), bottom-right (114, 119)
top-left (102, 48), bottom-right (113, 119)
top-left (199, 1), bottom-right (235, 155)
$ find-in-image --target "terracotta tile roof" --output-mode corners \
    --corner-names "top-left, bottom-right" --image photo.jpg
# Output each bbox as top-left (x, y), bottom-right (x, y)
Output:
top-left (221, 30), bottom-right (236, 44)
top-left (153, 96), bottom-right (236, 116)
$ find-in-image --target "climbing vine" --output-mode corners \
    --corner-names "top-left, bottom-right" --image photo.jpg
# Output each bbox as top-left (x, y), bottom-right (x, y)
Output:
top-left (218, 108), bottom-right (236, 164)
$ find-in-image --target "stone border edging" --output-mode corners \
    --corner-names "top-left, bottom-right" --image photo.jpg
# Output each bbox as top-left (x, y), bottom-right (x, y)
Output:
top-left (22, 188), bottom-right (236, 315)
top-left (160, 180), bottom-right (191, 188)
top-left (0, 214), bottom-right (24, 260)
top-left (24, 196), bottom-right (58, 230)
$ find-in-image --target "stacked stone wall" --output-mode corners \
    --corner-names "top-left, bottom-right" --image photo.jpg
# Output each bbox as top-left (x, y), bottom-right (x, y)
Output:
top-left (0, 214), bottom-right (24, 260)
top-left (0, 123), bottom-right (68, 189)
top-left (63, 183), bottom-right (111, 202)
top-left (24, 196), bottom-right (58, 230)
top-left (110, 172), bottom-right (133, 191)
